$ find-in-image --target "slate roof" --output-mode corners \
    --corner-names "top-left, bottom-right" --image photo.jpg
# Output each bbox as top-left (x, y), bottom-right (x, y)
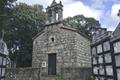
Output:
top-left (113, 22), bottom-right (120, 38)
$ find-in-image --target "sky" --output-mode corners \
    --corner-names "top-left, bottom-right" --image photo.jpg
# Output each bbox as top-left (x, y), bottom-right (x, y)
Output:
top-left (17, 0), bottom-right (120, 31)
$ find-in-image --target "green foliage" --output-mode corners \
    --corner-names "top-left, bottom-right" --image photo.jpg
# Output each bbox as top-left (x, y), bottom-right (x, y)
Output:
top-left (1, 1), bottom-right (101, 67)
top-left (5, 3), bottom-right (46, 67)
top-left (41, 75), bottom-right (61, 80)
top-left (0, 0), bottom-right (16, 37)
top-left (86, 76), bottom-right (95, 80)
top-left (63, 15), bottom-right (101, 36)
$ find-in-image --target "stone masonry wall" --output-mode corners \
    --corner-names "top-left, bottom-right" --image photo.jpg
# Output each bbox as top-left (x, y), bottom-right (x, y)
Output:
top-left (61, 67), bottom-right (92, 80)
top-left (75, 33), bottom-right (91, 67)
top-left (32, 23), bottom-right (77, 75)
top-left (32, 23), bottom-right (91, 75)
top-left (5, 67), bottom-right (91, 80)
top-left (5, 68), bottom-right (40, 80)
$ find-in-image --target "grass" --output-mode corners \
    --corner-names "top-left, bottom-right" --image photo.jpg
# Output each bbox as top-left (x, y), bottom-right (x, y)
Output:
top-left (40, 75), bottom-right (62, 80)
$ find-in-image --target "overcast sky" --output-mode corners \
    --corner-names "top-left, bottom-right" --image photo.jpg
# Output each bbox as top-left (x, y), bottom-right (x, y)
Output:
top-left (17, 0), bottom-right (120, 31)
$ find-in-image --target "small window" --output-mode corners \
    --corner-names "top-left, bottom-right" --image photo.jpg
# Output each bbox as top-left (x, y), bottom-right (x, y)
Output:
top-left (51, 37), bottom-right (54, 42)
top-left (49, 36), bottom-right (56, 43)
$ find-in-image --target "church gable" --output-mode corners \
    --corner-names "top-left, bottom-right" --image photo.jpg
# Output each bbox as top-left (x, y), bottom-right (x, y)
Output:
top-left (33, 22), bottom-right (90, 41)
top-left (32, 22), bottom-right (91, 67)
top-left (32, 0), bottom-right (91, 77)
top-left (33, 23), bottom-right (77, 50)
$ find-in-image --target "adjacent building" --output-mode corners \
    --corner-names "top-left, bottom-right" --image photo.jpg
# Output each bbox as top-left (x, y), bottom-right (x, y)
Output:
top-left (91, 28), bottom-right (114, 80)
top-left (0, 39), bottom-right (9, 80)
top-left (91, 21), bottom-right (120, 80)
top-left (111, 22), bottom-right (120, 80)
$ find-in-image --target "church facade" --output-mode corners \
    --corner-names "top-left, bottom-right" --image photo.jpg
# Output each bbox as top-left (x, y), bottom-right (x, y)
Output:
top-left (32, 0), bottom-right (91, 76)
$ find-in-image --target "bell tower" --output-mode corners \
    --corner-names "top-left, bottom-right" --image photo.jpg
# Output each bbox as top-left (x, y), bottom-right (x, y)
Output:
top-left (46, 0), bottom-right (63, 24)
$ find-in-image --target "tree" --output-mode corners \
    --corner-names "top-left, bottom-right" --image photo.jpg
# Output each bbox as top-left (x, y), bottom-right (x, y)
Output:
top-left (6, 3), bottom-right (46, 67)
top-left (63, 15), bottom-right (101, 36)
top-left (0, 0), bottom-right (16, 38)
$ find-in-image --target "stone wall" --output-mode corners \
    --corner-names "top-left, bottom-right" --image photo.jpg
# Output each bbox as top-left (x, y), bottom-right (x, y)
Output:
top-left (32, 23), bottom-right (91, 75)
top-left (5, 68), bottom-right (40, 80)
top-left (5, 67), bottom-right (91, 80)
top-left (32, 23), bottom-right (77, 74)
top-left (61, 67), bottom-right (92, 80)
top-left (75, 32), bottom-right (91, 67)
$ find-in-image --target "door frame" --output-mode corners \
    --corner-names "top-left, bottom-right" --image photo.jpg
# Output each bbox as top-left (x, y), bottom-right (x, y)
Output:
top-left (48, 53), bottom-right (56, 75)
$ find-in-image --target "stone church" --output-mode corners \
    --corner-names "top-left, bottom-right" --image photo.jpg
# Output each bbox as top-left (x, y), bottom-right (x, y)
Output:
top-left (32, 0), bottom-right (91, 76)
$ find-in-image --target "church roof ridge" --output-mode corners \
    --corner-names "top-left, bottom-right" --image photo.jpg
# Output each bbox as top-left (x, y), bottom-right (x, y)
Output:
top-left (32, 21), bottom-right (91, 40)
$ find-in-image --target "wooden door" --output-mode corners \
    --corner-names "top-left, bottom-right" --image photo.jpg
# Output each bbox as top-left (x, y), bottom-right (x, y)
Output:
top-left (48, 53), bottom-right (56, 75)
